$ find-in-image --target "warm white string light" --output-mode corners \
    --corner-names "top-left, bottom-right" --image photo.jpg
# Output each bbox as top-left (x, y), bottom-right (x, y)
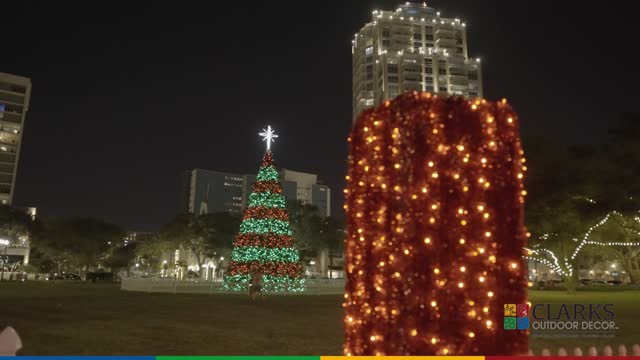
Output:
top-left (525, 210), bottom-right (640, 277)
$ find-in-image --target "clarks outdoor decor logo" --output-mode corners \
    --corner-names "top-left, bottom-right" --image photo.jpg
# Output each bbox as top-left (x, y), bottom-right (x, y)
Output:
top-left (504, 303), bottom-right (618, 337)
top-left (504, 304), bottom-right (530, 330)
top-left (530, 303), bottom-right (617, 332)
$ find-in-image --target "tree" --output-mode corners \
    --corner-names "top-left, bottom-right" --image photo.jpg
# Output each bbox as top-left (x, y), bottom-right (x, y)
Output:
top-left (316, 216), bottom-right (345, 277)
top-left (526, 195), bottom-right (601, 292)
top-left (104, 243), bottom-right (137, 276)
top-left (198, 212), bottom-right (240, 251)
top-left (223, 150), bottom-right (305, 292)
top-left (0, 205), bottom-right (39, 277)
top-left (161, 212), bottom-right (240, 278)
top-left (35, 217), bottom-right (124, 274)
top-left (524, 114), bottom-right (640, 291)
top-left (588, 213), bottom-right (640, 284)
top-left (162, 214), bottom-right (207, 277)
top-left (524, 136), bottom-right (615, 291)
top-left (135, 235), bottom-right (174, 274)
top-left (287, 200), bottom-right (346, 277)
top-left (0, 205), bottom-right (36, 244)
top-left (287, 200), bottom-right (327, 255)
top-left (603, 113), bottom-right (640, 206)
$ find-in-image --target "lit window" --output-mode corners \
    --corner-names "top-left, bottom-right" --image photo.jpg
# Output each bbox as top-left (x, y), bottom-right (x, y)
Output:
top-left (365, 46), bottom-right (373, 55)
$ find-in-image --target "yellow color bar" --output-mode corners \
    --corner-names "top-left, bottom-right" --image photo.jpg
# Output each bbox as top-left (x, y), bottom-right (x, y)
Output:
top-left (323, 357), bottom-right (484, 360)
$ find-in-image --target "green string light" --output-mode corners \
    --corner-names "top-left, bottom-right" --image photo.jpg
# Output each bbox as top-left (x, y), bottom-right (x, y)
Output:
top-left (231, 247), bottom-right (300, 263)
top-left (257, 166), bottom-right (279, 182)
top-left (248, 191), bottom-right (286, 208)
top-left (223, 274), bottom-right (306, 293)
top-left (224, 149), bottom-right (305, 293)
top-left (239, 218), bottom-right (292, 235)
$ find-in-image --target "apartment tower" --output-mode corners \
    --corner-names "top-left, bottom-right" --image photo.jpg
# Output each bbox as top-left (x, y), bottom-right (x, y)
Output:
top-left (352, 2), bottom-right (483, 121)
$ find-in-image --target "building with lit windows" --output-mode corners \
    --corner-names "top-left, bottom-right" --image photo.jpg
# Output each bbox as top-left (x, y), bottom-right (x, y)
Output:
top-left (281, 169), bottom-right (331, 217)
top-left (123, 231), bottom-right (156, 246)
top-left (183, 169), bottom-right (245, 215)
top-left (352, 2), bottom-right (483, 121)
top-left (183, 168), bottom-right (331, 217)
top-left (0, 73), bottom-right (31, 205)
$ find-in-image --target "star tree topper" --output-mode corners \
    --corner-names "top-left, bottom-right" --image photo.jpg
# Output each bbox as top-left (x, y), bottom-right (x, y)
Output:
top-left (259, 125), bottom-right (278, 151)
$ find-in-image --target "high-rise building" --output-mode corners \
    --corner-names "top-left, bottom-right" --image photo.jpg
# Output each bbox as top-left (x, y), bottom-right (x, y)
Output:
top-left (184, 169), bottom-right (245, 215)
top-left (281, 169), bottom-right (331, 217)
top-left (183, 168), bottom-right (331, 217)
top-left (352, 2), bottom-right (483, 121)
top-left (0, 73), bottom-right (31, 205)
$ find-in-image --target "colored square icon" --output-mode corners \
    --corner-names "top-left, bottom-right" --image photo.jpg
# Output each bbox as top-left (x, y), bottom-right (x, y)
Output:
top-left (517, 316), bottom-right (530, 329)
top-left (504, 317), bottom-right (517, 330)
top-left (517, 303), bottom-right (530, 316)
top-left (504, 304), bottom-right (516, 317)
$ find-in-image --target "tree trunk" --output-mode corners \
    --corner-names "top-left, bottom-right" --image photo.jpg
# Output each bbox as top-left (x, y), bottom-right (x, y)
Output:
top-left (564, 273), bottom-right (578, 294)
top-left (628, 270), bottom-right (640, 284)
top-left (620, 257), bottom-right (640, 284)
top-left (193, 250), bottom-right (204, 278)
top-left (329, 249), bottom-right (334, 278)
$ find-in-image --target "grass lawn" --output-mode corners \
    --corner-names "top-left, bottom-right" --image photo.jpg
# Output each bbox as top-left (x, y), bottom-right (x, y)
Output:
top-left (1, 282), bottom-right (639, 355)
top-left (1, 282), bottom-right (343, 355)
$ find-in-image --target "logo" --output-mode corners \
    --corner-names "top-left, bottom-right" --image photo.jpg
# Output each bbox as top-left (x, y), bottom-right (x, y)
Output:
top-left (529, 303), bottom-right (617, 334)
top-left (504, 303), bottom-right (530, 330)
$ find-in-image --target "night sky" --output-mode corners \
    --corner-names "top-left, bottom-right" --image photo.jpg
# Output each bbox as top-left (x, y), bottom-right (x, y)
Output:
top-left (1, 1), bottom-right (637, 231)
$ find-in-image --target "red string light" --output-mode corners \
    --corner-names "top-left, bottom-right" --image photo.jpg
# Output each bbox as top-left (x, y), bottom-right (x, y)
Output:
top-left (261, 151), bottom-right (275, 167)
top-left (344, 93), bottom-right (528, 356)
top-left (234, 233), bottom-right (296, 248)
top-left (251, 181), bottom-right (283, 194)
top-left (242, 207), bottom-right (288, 221)
top-left (226, 261), bottom-right (303, 277)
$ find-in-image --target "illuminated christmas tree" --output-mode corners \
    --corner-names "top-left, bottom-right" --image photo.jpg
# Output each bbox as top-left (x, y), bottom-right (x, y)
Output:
top-left (344, 93), bottom-right (528, 355)
top-left (223, 126), bottom-right (305, 292)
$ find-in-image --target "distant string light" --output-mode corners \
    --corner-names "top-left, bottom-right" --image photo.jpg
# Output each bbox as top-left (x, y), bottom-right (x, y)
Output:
top-left (525, 211), bottom-right (640, 277)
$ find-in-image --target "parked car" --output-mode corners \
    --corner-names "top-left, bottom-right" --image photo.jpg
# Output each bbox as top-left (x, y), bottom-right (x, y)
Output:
top-left (46, 273), bottom-right (81, 281)
top-left (86, 271), bottom-right (114, 282)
